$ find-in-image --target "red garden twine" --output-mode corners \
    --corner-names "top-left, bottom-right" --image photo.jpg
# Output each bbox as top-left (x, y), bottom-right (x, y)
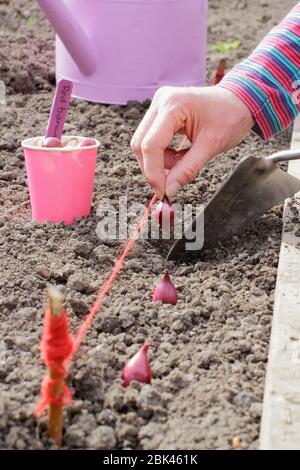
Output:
top-left (36, 195), bottom-right (157, 415)
top-left (73, 194), bottom-right (157, 352)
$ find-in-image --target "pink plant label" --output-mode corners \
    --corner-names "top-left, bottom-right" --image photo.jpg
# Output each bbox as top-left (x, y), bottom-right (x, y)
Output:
top-left (45, 79), bottom-right (73, 140)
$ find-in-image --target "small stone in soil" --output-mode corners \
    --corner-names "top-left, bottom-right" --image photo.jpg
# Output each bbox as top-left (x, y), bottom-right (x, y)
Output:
top-left (86, 426), bottom-right (116, 449)
top-left (37, 268), bottom-right (51, 279)
top-left (67, 273), bottom-right (94, 294)
top-left (96, 409), bottom-right (117, 426)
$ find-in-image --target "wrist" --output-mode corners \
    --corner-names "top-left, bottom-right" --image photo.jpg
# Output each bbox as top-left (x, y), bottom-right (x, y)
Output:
top-left (217, 86), bottom-right (255, 133)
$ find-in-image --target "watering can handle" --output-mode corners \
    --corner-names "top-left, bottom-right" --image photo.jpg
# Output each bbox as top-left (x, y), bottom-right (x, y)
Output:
top-left (37, 0), bottom-right (97, 75)
top-left (266, 149), bottom-right (300, 164)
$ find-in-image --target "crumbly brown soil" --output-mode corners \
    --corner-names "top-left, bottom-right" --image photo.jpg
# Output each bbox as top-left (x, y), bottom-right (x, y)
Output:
top-left (0, 0), bottom-right (296, 450)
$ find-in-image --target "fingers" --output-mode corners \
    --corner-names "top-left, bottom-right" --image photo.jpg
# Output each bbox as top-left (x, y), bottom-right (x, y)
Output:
top-left (166, 141), bottom-right (211, 198)
top-left (141, 109), bottom-right (180, 199)
top-left (131, 86), bottom-right (188, 198)
top-left (130, 107), bottom-right (157, 173)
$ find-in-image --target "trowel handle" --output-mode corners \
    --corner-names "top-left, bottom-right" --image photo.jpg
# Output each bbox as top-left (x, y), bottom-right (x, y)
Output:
top-left (266, 149), bottom-right (300, 163)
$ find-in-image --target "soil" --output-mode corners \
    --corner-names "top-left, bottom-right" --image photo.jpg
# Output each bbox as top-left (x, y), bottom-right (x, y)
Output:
top-left (0, 0), bottom-right (297, 450)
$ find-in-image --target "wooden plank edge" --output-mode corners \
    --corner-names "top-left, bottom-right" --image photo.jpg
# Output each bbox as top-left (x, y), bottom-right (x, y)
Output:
top-left (260, 116), bottom-right (300, 450)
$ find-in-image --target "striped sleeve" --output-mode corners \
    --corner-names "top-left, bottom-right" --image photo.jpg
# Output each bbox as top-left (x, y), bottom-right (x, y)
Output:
top-left (219, 3), bottom-right (300, 140)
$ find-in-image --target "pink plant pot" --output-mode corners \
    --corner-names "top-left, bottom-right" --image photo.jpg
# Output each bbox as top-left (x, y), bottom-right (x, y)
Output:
top-left (22, 136), bottom-right (100, 224)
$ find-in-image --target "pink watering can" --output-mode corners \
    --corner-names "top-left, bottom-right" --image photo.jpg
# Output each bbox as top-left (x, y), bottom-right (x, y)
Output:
top-left (37, 0), bottom-right (208, 105)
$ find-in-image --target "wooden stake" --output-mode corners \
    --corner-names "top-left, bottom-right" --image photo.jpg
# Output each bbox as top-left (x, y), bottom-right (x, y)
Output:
top-left (232, 436), bottom-right (241, 449)
top-left (47, 286), bottom-right (64, 447)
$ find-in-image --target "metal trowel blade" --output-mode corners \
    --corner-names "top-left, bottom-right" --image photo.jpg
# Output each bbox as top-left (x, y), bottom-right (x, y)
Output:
top-left (167, 155), bottom-right (300, 261)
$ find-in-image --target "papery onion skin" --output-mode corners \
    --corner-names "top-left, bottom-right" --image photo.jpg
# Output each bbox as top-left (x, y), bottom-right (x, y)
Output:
top-left (154, 197), bottom-right (175, 229)
top-left (152, 271), bottom-right (178, 305)
top-left (122, 342), bottom-right (152, 387)
top-left (42, 137), bottom-right (63, 148)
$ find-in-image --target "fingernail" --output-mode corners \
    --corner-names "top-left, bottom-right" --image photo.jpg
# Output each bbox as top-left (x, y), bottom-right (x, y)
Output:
top-left (166, 181), bottom-right (181, 199)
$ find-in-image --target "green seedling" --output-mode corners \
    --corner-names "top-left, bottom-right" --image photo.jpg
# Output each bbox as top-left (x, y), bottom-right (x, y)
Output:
top-left (209, 40), bottom-right (240, 55)
top-left (26, 17), bottom-right (35, 28)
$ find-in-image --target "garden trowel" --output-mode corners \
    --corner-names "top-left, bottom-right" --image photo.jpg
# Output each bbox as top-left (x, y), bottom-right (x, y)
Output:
top-left (167, 149), bottom-right (300, 261)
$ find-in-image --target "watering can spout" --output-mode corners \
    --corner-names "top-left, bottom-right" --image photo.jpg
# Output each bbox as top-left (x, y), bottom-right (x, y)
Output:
top-left (37, 0), bottom-right (97, 76)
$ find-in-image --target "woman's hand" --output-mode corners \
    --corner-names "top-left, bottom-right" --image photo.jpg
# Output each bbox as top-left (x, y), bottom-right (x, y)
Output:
top-left (130, 85), bottom-right (254, 199)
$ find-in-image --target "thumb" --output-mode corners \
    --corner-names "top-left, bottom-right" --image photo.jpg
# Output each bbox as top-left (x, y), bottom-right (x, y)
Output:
top-left (165, 143), bottom-right (211, 199)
